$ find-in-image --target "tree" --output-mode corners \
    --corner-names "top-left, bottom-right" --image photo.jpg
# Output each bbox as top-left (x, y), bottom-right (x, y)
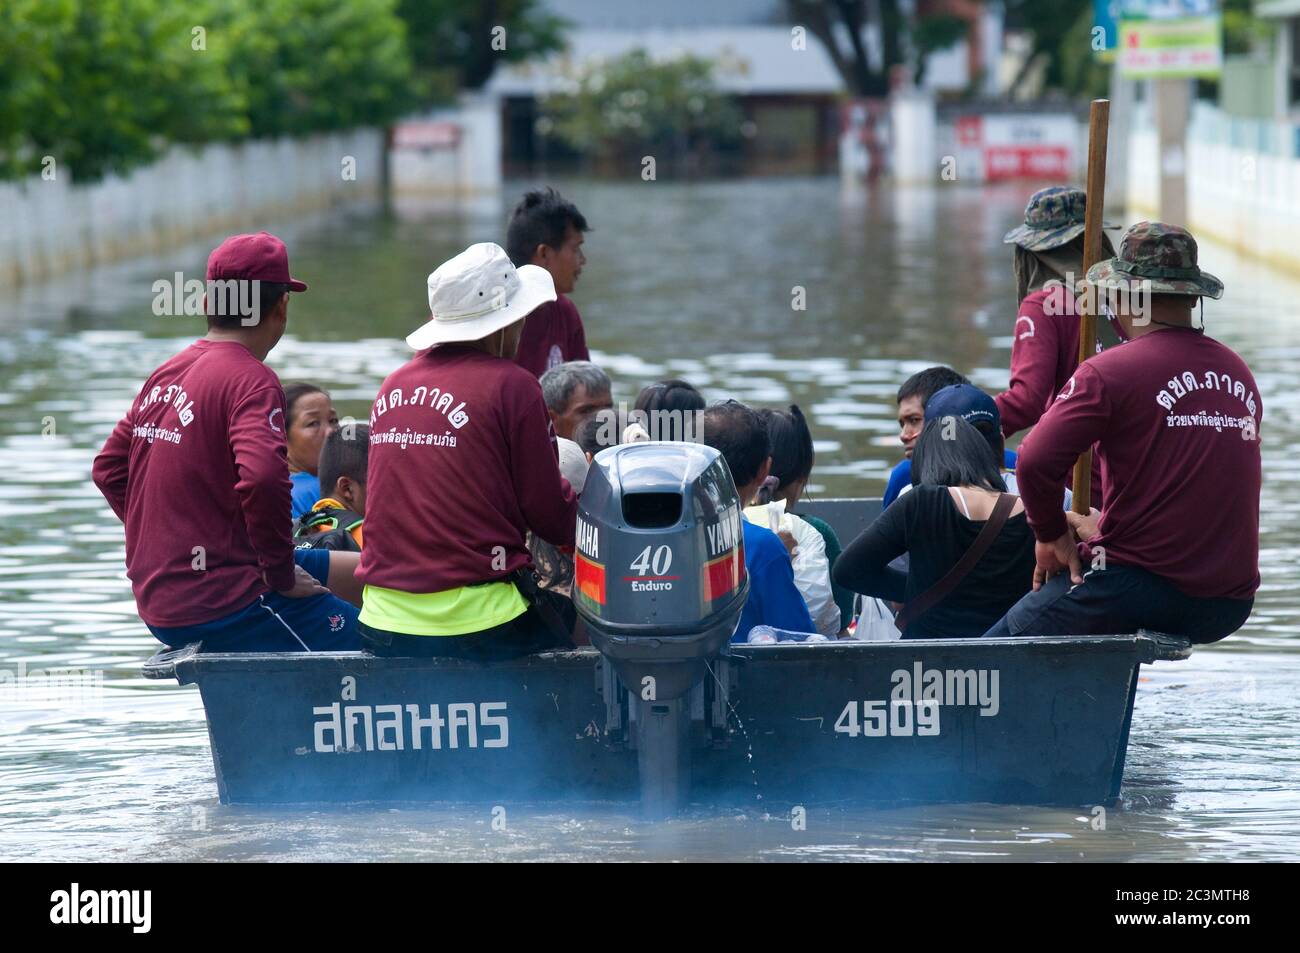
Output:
top-left (785, 0), bottom-right (969, 96)
top-left (1003, 0), bottom-right (1093, 94)
top-left (213, 0), bottom-right (418, 138)
top-left (0, 0), bottom-right (418, 181)
top-left (541, 49), bottom-right (743, 169)
top-left (0, 0), bottom-right (246, 181)
top-left (396, 0), bottom-right (567, 101)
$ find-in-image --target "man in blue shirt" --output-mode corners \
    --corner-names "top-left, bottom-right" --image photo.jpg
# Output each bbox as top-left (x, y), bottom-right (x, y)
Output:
top-left (700, 401), bottom-right (816, 642)
top-left (882, 366), bottom-right (969, 507)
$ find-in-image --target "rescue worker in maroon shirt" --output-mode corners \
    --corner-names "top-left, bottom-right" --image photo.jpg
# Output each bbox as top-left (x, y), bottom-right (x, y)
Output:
top-left (357, 242), bottom-right (579, 661)
top-left (92, 233), bottom-right (361, 651)
top-left (505, 187), bottom-right (591, 377)
top-left (997, 187), bottom-right (1118, 503)
top-left (983, 223), bottom-right (1261, 644)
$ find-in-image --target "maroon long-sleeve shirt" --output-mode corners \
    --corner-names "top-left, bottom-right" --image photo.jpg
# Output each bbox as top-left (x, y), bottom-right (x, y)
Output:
top-left (357, 344), bottom-right (577, 593)
top-left (1016, 327), bottom-right (1261, 601)
top-left (996, 289), bottom-right (1083, 438)
top-left (997, 286), bottom-right (1108, 505)
top-left (92, 340), bottom-right (296, 627)
top-left (512, 295), bottom-right (589, 378)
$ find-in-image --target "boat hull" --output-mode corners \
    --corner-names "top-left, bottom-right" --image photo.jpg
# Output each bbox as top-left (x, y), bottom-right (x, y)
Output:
top-left (146, 633), bottom-right (1189, 807)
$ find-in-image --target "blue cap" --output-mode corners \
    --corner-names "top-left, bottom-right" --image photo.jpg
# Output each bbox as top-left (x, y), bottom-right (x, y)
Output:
top-left (924, 384), bottom-right (1001, 455)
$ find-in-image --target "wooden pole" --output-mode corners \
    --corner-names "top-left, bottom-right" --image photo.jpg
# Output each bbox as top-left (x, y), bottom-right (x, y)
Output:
top-left (1071, 99), bottom-right (1110, 516)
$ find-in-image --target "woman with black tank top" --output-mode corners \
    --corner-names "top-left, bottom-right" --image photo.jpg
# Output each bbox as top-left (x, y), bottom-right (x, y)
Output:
top-left (834, 417), bottom-right (1036, 639)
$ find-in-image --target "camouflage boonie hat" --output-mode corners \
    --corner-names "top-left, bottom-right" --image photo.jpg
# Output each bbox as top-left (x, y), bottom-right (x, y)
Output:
top-left (1002, 186), bottom-right (1118, 252)
top-left (1086, 221), bottom-right (1223, 299)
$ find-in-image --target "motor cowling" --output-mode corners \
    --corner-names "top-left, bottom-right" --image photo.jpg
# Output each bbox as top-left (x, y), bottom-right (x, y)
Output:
top-left (574, 442), bottom-right (747, 690)
top-left (573, 442), bottom-right (748, 815)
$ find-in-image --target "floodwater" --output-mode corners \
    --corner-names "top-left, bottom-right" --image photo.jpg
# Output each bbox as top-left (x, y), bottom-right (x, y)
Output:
top-left (1, 178), bottom-right (1297, 862)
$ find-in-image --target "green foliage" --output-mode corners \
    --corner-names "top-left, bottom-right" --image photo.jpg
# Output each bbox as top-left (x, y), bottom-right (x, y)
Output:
top-left (912, 14), bottom-right (969, 86)
top-left (785, 1), bottom-right (971, 96)
top-left (1008, 0), bottom-right (1272, 98)
top-left (396, 0), bottom-right (567, 93)
top-left (1004, 0), bottom-right (1094, 94)
top-left (1058, 3), bottom-right (1111, 101)
top-left (1222, 0), bottom-right (1274, 56)
top-left (211, 0), bottom-right (418, 138)
top-left (0, 0), bottom-right (417, 182)
top-left (540, 49), bottom-right (743, 159)
top-left (0, 0), bottom-right (246, 181)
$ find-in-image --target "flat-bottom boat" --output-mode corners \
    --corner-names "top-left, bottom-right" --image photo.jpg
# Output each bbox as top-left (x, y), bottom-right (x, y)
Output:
top-left (143, 493), bottom-right (1193, 813)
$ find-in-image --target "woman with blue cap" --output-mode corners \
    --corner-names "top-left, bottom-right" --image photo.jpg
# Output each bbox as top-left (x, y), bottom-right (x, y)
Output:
top-left (834, 413), bottom-right (1036, 640)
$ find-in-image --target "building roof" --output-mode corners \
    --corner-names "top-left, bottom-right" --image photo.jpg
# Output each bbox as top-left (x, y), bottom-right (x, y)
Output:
top-left (1256, 0), bottom-right (1300, 17)
top-left (542, 0), bottom-right (785, 29)
top-left (487, 26), bottom-right (846, 97)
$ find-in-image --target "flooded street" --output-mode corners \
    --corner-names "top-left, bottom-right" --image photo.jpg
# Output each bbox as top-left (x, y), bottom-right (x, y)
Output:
top-left (2, 177), bottom-right (1298, 861)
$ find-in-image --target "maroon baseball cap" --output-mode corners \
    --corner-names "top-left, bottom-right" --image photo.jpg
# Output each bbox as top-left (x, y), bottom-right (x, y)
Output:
top-left (206, 231), bottom-right (307, 291)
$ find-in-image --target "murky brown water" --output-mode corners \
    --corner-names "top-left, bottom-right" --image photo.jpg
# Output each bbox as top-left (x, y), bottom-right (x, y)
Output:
top-left (2, 177), bottom-right (1297, 861)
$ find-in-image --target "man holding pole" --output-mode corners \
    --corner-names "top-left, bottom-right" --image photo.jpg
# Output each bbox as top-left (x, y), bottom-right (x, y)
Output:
top-left (981, 223), bottom-right (1261, 644)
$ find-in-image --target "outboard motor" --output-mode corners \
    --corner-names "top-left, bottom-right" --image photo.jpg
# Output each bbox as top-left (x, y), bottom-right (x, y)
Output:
top-left (574, 442), bottom-right (748, 815)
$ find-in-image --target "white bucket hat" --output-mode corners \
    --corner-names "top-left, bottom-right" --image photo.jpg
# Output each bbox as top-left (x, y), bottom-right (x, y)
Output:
top-left (406, 242), bottom-right (556, 350)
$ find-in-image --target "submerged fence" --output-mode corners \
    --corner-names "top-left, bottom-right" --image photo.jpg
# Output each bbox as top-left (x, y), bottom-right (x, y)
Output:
top-left (0, 129), bottom-right (384, 288)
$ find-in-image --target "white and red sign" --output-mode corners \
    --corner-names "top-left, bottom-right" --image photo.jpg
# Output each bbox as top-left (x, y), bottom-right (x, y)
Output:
top-left (392, 121), bottom-right (461, 151)
top-left (954, 114), bottom-right (1077, 182)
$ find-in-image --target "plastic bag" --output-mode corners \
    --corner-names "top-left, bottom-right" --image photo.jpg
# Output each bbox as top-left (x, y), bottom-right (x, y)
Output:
top-left (852, 593), bottom-right (901, 641)
top-left (747, 626), bottom-right (829, 644)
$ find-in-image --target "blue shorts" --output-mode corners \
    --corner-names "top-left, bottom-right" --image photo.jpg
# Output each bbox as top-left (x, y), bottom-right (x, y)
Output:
top-left (147, 550), bottom-right (359, 652)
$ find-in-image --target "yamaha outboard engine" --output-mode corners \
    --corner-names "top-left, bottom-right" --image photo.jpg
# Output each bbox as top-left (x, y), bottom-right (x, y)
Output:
top-left (574, 442), bottom-right (747, 815)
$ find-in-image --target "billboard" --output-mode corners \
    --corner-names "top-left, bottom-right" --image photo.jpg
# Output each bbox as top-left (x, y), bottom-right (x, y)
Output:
top-left (954, 114), bottom-right (1077, 182)
top-left (1117, 0), bottom-right (1222, 79)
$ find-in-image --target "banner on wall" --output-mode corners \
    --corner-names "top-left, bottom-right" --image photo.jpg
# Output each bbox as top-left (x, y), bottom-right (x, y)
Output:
top-left (954, 114), bottom-right (1077, 182)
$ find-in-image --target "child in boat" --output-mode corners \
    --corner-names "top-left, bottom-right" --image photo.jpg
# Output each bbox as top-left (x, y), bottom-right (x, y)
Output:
top-left (835, 416), bottom-right (1035, 639)
top-left (700, 401), bottom-right (816, 643)
top-left (283, 381), bottom-right (339, 518)
top-left (92, 232), bottom-right (359, 652)
top-left (294, 424), bottom-right (368, 552)
top-left (574, 411), bottom-right (612, 463)
top-left (633, 379), bottom-right (705, 442)
top-left (751, 405), bottom-right (846, 637)
top-left (357, 243), bottom-right (578, 661)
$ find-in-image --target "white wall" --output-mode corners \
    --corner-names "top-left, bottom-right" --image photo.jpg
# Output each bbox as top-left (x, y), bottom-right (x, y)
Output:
top-left (0, 129), bottom-right (384, 288)
top-left (1127, 101), bottom-right (1300, 270)
top-left (892, 94), bottom-right (937, 185)
top-left (388, 93), bottom-right (502, 198)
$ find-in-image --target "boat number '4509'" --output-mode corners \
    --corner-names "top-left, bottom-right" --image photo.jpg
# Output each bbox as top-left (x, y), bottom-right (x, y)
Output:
top-left (834, 665), bottom-right (1001, 738)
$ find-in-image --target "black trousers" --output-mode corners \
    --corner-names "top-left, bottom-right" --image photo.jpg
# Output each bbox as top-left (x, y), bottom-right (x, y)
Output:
top-left (360, 592), bottom-right (576, 662)
top-left (981, 563), bottom-right (1253, 645)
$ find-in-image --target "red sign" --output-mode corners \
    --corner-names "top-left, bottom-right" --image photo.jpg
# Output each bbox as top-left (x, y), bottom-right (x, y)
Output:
top-left (392, 121), bottom-right (461, 151)
top-left (983, 145), bottom-right (1072, 181)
